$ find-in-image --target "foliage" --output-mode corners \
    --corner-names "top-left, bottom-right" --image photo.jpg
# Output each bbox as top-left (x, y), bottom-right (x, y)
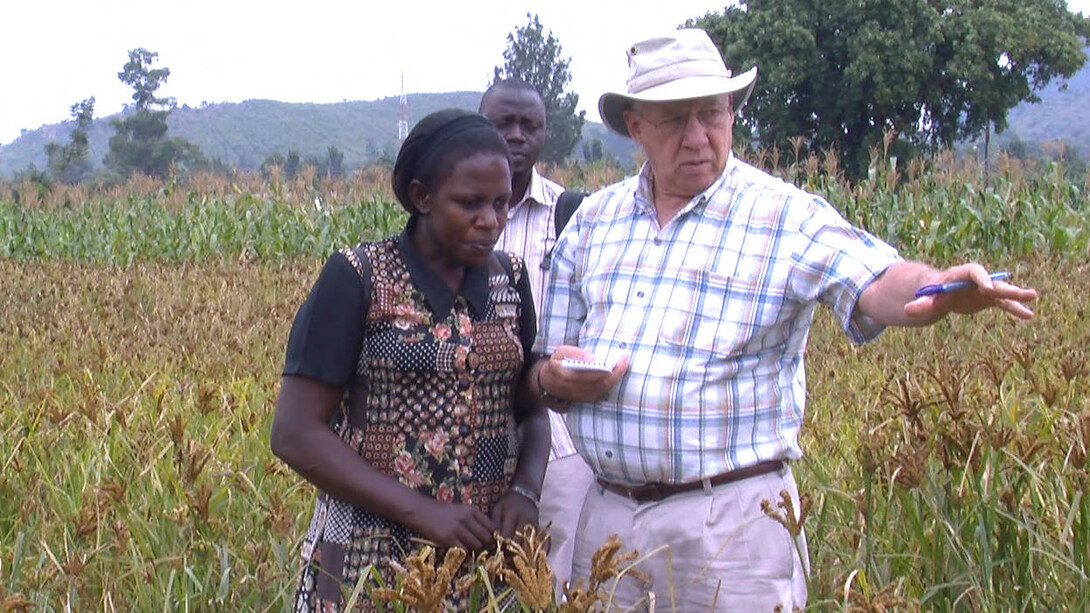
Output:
top-left (326, 145), bottom-right (345, 179)
top-left (694, 0), bottom-right (1090, 177)
top-left (798, 260), bottom-right (1090, 611)
top-left (745, 134), bottom-right (1090, 262)
top-left (105, 112), bottom-right (208, 180)
top-left (260, 151), bottom-right (286, 180)
top-left (1, 254), bottom-right (1086, 610)
top-left (1, 156), bottom-right (1089, 610)
top-left (283, 149), bottom-right (301, 179)
top-left (986, 56), bottom-right (1090, 160)
top-left (9, 165), bottom-right (52, 203)
top-left (580, 138), bottom-right (618, 166)
top-left (0, 168), bottom-right (406, 264)
top-left (45, 97), bottom-right (95, 184)
top-left (118, 48), bottom-right (174, 112)
top-left (4, 149), bottom-right (1086, 264)
top-left (260, 146), bottom-right (349, 184)
top-left (105, 49), bottom-right (207, 179)
top-left (494, 13), bottom-right (586, 163)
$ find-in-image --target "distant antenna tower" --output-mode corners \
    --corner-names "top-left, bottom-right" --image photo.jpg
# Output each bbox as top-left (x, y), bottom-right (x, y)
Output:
top-left (397, 73), bottom-right (408, 144)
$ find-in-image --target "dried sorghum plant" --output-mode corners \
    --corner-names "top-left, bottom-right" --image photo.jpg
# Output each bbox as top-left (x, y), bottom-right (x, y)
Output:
top-left (761, 490), bottom-right (812, 538)
top-left (843, 576), bottom-right (917, 613)
top-left (370, 545), bottom-right (466, 612)
top-left (497, 524), bottom-right (554, 610)
top-left (561, 533), bottom-right (648, 613)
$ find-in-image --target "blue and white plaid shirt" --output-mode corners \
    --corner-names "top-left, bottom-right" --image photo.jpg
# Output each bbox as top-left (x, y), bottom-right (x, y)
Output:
top-left (534, 156), bottom-right (902, 485)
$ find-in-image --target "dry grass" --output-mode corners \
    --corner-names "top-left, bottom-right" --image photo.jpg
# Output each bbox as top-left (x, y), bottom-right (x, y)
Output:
top-left (2, 257), bottom-right (1086, 610)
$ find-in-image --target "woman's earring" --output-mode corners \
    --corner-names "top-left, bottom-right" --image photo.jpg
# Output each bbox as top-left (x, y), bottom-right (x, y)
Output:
top-left (415, 196), bottom-right (430, 216)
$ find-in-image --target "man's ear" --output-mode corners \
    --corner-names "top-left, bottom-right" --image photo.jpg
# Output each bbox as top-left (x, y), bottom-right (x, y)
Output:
top-left (407, 179), bottom-right (430, 215)
top-left (622, 108), bottom-right (643, 143)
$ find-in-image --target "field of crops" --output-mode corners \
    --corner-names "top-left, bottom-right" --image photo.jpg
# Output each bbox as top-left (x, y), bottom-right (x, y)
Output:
top-left (2, 154), bottom-right (1088, 611)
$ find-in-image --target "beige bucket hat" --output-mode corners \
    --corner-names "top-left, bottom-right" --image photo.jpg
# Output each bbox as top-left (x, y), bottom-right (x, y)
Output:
top-left (598, 28), bottom-right (757, 138)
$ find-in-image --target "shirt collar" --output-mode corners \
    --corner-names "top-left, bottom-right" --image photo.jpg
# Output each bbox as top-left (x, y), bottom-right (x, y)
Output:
top-left (398, 220), bottom-right (492, 320)
top-left (509, 167), bottom-right (555, 217)
top-left (635, 153), bottom-right (737, 219)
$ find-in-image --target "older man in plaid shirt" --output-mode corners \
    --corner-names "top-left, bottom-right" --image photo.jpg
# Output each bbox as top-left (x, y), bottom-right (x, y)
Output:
top-left (525, 29), bottom-right (1038, 611)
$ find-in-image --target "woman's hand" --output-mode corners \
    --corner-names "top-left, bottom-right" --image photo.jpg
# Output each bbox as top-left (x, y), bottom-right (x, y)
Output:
top-left (407, 498), bottom-right (497, 552)
top-left (491, 489), bottom-right (539, 539)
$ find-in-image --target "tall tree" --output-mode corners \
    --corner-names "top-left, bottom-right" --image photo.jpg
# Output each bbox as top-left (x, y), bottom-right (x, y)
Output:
top-left (46, 96), bottom-right (95, 184)
top-left (118, 48), bottom-right (175, 111)
top-left (494, 13), bottom-right (586, 162)
top-left (105, 48), bottom-right (205, 178)
top-left (694, 0), bottom-right (1089, 177)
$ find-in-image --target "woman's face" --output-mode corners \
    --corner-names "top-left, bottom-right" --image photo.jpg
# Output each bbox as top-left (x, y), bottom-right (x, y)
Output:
top-left (415, 152), bottom-right (512, 267)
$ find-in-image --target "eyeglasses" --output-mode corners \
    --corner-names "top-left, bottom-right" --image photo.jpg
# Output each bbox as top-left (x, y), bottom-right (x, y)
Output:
top-left (633, 106), bottom-right (732, 134)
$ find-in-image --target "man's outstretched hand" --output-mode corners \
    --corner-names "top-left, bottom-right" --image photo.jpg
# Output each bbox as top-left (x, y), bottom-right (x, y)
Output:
top-left (904, 264), bottom-right (1037, 321)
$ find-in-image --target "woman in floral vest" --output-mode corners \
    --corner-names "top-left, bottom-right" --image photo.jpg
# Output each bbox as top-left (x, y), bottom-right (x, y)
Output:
top-left (271, 108), bottom-right (550, 611)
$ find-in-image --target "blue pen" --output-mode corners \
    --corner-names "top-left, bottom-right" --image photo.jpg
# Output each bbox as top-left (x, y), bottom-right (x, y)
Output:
top-left (914, 271), bottom-right (1010, 298)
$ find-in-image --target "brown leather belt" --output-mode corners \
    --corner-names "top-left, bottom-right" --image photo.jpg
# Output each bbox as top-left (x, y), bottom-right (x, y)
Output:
top-left (597, 460), bottom-right (785, 503)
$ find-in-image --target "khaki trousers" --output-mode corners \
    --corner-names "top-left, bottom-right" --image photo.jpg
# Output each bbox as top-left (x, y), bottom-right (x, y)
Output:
top-left (571, 464), bottom-right (808, 612)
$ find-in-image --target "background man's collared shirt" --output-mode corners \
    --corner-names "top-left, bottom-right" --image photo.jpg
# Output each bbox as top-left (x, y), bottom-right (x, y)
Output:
top-left (534, 156), bottom-right (902, 485)
top-left (494, 167), bottom-right (574, 460)
top-left (496, 167), bottom-right (565, 311)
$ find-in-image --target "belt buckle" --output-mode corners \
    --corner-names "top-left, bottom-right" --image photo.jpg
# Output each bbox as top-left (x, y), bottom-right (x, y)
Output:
top-left (634, 482), bottom-right (667, 502)
top-left (649, 483), bottom-right (669, 501)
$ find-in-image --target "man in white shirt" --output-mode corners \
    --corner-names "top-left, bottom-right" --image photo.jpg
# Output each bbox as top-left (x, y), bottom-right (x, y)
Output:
top-left (480, 79), bottom-right (593, 594)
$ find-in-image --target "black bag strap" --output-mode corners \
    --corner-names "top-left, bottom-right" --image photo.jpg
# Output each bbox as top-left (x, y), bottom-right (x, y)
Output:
top-left (492, 249), bottom-right (521, 287)
top-left (554, 190), bottom-right (587, 237)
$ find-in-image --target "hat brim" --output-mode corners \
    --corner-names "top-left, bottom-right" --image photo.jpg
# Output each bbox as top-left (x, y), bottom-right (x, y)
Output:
top-left (598, 67), bottom-right (758, 138)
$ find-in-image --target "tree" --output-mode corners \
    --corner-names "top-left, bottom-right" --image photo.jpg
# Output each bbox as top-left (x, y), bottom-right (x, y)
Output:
top-left (1003, 137), bottom-right (1030, 160)
top-left (694, 0), bottom-right (1089, 178)
top-left (105, 48), bottom-right (206, 178)
top-left (327, 145), bottom-right (345, 178)
top-left (118, 48), bottom-right (174, 111)
top-left (46, 96), bottom-right (95, 184)
top-left (582, 138), bottom-right (605, 162)
top-left (260, 151), bottom-right (286, 180)
top-left (494, 13), bottom-right (586, 162)
top-left (284, 149), bottom-right (301, 179)
top-left (1050, 140), bottom-right (1088, 181)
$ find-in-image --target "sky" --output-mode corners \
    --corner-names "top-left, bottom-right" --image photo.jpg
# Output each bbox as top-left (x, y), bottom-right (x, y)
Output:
top-left (2, 0), bottom-right (1088, 147)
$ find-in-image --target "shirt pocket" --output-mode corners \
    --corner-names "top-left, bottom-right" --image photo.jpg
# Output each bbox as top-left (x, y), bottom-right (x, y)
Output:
top-left (659, 268), bottom-right (769, 356)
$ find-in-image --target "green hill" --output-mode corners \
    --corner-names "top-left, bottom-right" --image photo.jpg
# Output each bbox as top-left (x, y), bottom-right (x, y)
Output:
top-left (0, 92), bottom-right (638, 178)
top-left (5, 58), bottom-right (1085, 180)
top-left (988, 55), bottom-right (1090, 157)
